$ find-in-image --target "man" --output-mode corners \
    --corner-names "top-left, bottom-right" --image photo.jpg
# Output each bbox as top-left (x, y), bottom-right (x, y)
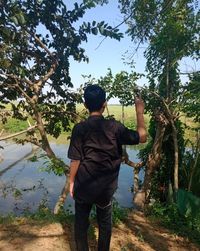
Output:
top-left (68, 85), bottom-right (147, 251)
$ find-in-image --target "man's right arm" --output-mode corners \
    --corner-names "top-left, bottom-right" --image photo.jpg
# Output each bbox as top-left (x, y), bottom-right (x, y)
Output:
top-left (69, 160), bottom-right (80, 197)
top-left (67, 124), bottom-right (82, 197)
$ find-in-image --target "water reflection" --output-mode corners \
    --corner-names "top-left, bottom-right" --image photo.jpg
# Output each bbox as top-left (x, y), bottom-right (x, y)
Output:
top-left (0, 141), bottom-right (144, 215)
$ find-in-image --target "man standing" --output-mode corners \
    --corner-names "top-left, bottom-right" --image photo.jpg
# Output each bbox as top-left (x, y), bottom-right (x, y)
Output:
top-left (68, 85), bottom-right (147, 251)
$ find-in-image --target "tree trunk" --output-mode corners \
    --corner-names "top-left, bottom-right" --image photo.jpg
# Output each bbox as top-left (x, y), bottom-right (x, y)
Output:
top-left (54, 172), bottom-right (70, 214)
top-left (188, 132), bottom-right (200, 191)
top-left (106, 105), bottom-right (110, 116)
top-left (122, 104), bottom-right (125, 124)
top-left (171, 121), bottom-right (179, 198)
top-left (134, 121), bottom-right (166, 209)
top-left (33, 108), bottom-right (71, 213)
top-left (134, 168), bottom-right (140, 194)
top-left (34, 109), bottom-right (55, 158)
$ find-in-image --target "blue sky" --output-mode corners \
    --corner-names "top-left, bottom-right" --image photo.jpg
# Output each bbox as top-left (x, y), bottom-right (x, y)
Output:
top-left (67, 1), bottom-right (199, 99)
top-left (68, 1), bottom-right (147, 93)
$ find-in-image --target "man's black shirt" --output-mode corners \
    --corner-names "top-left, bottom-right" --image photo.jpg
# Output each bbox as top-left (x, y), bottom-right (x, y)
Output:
top-left (68, 115), bottom-right (139, 204)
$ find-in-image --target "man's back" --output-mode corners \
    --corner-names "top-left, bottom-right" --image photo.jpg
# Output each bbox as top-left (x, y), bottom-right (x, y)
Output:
top-left (68, 115), bottom-right (139, 203)
top-left (67, 84), bottom-right (146, 251)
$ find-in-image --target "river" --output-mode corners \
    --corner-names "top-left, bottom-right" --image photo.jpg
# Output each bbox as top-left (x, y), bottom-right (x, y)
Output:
top-left (0, 141), bottom-right (144, 215)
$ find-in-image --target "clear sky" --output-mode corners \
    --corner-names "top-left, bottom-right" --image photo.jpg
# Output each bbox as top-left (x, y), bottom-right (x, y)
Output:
top-left (68, 1), bottom-right (147, 93)
top-left (67, 1), bottom-right (199, 101)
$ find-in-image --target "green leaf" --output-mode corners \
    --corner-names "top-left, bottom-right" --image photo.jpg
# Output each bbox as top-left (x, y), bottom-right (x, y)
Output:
top-left (99, 26), bottom-right (104, 34)
top-left (10, 16), bottom-right (18, 25)
top-left (91, 27), bottom-right (98, 35)
top-left (17, 13), bottom-right (26, 25)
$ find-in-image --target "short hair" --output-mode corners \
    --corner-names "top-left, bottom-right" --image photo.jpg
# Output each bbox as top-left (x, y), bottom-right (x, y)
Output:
top-left (84, 85), bottom-right (106, 112)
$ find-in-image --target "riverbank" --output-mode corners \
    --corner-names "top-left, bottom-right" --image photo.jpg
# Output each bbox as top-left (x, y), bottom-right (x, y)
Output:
top-left (0, 210), bottom-right (199, 251)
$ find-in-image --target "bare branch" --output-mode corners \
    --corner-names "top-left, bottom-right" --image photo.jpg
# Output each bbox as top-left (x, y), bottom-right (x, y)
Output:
top-left (0, 125), bottom-right (37, 141)
top-left (0, 129), bottom-right (4, 137)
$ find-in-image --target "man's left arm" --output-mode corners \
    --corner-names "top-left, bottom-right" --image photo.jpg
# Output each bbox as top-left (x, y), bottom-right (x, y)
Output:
top-left (135, 97), bottom-right (147, 143)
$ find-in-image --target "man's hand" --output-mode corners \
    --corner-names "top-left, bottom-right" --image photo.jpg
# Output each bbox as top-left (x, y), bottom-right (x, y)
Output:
top-left (70, 181), bottom-right (74, 198)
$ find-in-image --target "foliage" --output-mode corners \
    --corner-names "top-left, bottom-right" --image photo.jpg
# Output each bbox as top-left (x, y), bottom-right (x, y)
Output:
top-left (82, 69), bottom-right (142, 106)
top-left (119, 0), bottom-right (199, 51)
top-left (0, 205), bottom-right (73, 225)
top-left (38, 155), bottom-right (67, 176)
top-left (27, 204), bottom-right (73, 224)
top-left (180, 134), bottom-right (200, 197)
top-left (0, 0), bottom-right (123, 138)
top-left (180, 72), bottom-right (200, 124)
top-left (112, 199), bottom-right (128, 225)
top-left (124, 119), bottom-right (136, 130)
top-left (118, 0), bottom-right (199, 204)
top-left (0, 213), bottom-right (16, 225)
top-left (146, 201), bottom-right (200, 245)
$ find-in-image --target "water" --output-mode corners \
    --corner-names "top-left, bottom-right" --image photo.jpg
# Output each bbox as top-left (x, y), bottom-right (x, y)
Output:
top-left (0, 141), bottom-right (144, 215)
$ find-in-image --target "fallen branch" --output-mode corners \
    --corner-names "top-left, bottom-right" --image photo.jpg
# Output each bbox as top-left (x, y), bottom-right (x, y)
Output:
top-left (0, 125), bottom-right (37, 141)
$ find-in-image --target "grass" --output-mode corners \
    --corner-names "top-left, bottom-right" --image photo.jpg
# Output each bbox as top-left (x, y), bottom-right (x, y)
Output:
top-left (77, 104), bottom-right (150, 128)
top-left (0, 104), bottom-right (198, 143)
top-left (0, 205), bottom-right (74, 225)
top-left (0, 199), bottom-right (128, 227)
top-left (146, 202), bottom-right (200, 246)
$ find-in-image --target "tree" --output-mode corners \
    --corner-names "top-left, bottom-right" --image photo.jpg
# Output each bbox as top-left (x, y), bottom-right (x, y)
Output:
top-left (179, 72), bottom-right (200, 197)
top-left (118, 0), bottom-right (200, 207)
top-left (181, 72), bottom-right (200, 125)
top-left (0, 0), bottom-right (123, 212)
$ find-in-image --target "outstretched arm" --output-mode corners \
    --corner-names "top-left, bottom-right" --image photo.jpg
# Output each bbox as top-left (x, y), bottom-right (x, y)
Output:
top-left (69, 160), bottom-right (80, 197)
top-left (135, 97), bottom-right (147, 143)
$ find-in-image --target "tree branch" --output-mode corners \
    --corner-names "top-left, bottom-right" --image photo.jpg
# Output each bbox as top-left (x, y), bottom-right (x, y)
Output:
top-left (27, 31), bottom-right (57, 62)
top-left (0, 125), bottom-right (37, 141)
top-left (95, 10), bottom-right (134, 50)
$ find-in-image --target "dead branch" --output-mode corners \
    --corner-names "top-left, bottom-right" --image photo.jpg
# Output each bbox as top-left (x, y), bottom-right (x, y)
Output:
top-left (0, 125), bottom-right (37, 141)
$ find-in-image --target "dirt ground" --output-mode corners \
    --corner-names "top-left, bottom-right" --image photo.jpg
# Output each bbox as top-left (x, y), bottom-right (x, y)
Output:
top-left (0, 211), bottom-right (199, 251)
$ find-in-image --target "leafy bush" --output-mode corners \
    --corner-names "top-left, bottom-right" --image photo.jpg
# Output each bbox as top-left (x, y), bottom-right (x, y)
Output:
top-left (146, 201), bottom-right (200, 245)
top-left (112, 199), bottom-right (128, 225)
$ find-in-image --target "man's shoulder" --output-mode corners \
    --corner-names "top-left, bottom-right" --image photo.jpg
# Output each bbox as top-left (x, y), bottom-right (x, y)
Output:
top-left (74, 120), bottom-right (87, 129)
top-left (103, 117), bottom-right (124, 132)
top-left (104, 117), bottom-right (122, 126)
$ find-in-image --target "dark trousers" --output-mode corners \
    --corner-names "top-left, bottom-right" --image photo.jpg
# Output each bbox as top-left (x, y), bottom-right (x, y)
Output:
top-left (75, 200), bottom-right (112, 251)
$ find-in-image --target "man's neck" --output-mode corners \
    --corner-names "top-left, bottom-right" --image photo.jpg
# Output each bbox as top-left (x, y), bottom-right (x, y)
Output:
top-left (90, 111), bottom-right (103, 116)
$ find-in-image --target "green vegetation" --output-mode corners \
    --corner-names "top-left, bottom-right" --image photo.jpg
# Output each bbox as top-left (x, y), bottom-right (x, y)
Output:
top-left (2, 118), bottom-right (28, 133)
top-left (0, 2), bottom-right (199, 246)
top-left (0, 205), bottom-right (73, 225)
top-left (146, 202), bottom-right (200, 245)
top-left (0, 199), bottom-right (128, 227)
top-left (112, 199), bottom-right (128, 225)
top-left (0, 104), bottom-right (196, 144)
